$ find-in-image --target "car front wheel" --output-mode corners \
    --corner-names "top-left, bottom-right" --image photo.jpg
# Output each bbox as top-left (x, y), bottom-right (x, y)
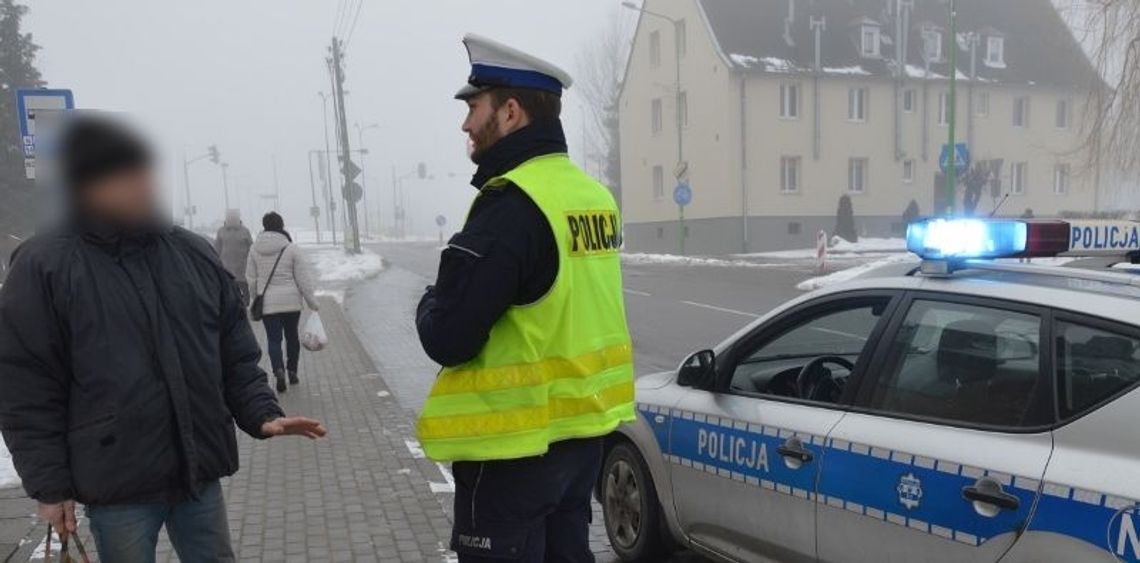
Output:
top-left (602, 441), bottom-right (675, 562)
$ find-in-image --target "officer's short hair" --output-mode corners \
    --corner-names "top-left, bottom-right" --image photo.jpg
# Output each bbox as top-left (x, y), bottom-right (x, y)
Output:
top-left (489, 88), bottom-right (562, 122)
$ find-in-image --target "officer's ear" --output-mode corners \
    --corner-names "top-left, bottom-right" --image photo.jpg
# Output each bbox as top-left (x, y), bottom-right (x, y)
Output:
top-left (498, 97), bottom-right (530, 133)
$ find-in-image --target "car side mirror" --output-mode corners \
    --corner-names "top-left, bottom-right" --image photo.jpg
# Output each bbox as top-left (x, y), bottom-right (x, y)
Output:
top-left (678, 349), bottom-right (717, 389)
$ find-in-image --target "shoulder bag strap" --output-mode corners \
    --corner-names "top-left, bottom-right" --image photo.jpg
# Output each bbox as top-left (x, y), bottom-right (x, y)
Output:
top-left (258, 246), bottom-right (288, 298)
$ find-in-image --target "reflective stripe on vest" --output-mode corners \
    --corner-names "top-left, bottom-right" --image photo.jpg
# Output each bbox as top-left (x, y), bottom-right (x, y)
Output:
top-left (416, 153), bottom-right (635, 462)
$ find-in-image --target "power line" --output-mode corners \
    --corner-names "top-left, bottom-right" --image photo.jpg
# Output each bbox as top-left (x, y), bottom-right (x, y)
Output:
top-left (332, 0), bottom-right (348, 38)
top-left (343, 0), bottom-right (366, 49)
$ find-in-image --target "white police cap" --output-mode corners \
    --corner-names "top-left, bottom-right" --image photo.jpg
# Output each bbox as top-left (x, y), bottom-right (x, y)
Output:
top-left (455, 33), bottom-right (574, 100)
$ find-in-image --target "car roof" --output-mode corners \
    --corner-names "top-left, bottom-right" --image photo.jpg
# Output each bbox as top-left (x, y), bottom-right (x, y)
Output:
top-left (812, 260), bottom-right (1140, 327)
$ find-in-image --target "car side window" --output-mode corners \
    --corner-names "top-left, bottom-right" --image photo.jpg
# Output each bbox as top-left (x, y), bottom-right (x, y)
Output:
top-left (1056, 320), bottom-right (1140, 420)
top-left (728, 298), bottom-right (890, 404)
top-left (868, 300), bottom-right (1051, 428)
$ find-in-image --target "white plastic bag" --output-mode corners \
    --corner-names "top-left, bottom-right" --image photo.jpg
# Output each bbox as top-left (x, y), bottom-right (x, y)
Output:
top-left (301, 312), bottom-right (328, 352)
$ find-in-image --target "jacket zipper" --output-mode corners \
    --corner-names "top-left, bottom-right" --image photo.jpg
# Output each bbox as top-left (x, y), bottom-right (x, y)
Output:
top-left (471, 462), bottom-right (485, 530)
top-left (448, 243), bottom-right (483, 259)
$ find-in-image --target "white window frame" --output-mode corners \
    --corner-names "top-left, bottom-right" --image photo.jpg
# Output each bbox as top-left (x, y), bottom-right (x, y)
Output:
top-left (679, 91), bottom-right (689, 128)
top-left (1054, 163), bottom-right (1071, 195)
top-left (938, 92), bottom-right (951, 126)
top-left (651, 98), bottom-right (663, 135)
top-left (677, 19), bottom-right (687, 58)
top-left (976, 91), bottom-right (990, 117)
top-left (903, 89), bottom-right (916, 113)
top-left (652, 165), bottom-right (665, 200)
top-left (861, 25), bottom-right (881, 58)
top-left (848, 87), bottom-right (868, 122)
top-left (849, 158), bottom-right (868, 194)
top-left (924, 29), bottom-right (943, 62)
top-left (903, 159), bottom-right (916, 183)
top-left (985, 36), bottom-right (1005, 66)
top-left (780, 83), bottom-right (801, 119)
top-left (1013, 96), bottom-right (1030, 128)
top-left (1011, 162), bottom-right (1028, 195)
top-left (781, 156), bottom-right (802, 194)
top-left (649, 30), bottom-right (662, 68)
top-left (1056, 98), bottom-right (1071, 129)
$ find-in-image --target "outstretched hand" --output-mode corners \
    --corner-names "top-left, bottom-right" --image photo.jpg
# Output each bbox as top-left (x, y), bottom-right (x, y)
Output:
top-left (261, 416), bottom-right (328, 440)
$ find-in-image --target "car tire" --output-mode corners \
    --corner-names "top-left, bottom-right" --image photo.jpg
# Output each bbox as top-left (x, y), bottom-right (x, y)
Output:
top-left (601, 441), bottom-right (676, 562)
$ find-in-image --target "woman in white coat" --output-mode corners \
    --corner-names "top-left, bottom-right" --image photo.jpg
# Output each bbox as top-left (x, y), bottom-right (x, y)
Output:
top-left (247, 212), bottom-right (320, 392)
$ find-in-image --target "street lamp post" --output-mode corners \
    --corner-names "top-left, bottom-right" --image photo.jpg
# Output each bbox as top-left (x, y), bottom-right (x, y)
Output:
top-left (220, 162), bottom-right (231, 211)
top-left (182, 150), bottom-right (214, 230)
top-left (945, 0), bottom-right (958, 216)
top-left (355, 123), bottom-right (381, 238)
top-left (622, 1), bottom-right (686, 254)
top-left (319, 91), bottom-right (338, 245)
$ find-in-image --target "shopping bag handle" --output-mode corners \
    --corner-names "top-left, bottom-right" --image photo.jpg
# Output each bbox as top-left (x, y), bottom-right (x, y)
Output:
top-left (46, 525), bottom-right (92, 563)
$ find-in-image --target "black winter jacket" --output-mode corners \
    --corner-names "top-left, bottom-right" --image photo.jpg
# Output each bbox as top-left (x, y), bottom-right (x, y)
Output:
top-left (0, 225), bottom-right (284, 505)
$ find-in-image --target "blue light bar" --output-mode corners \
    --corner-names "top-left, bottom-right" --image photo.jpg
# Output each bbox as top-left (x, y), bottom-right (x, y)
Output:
top-left (907, 219), bottom-right (1028, 260)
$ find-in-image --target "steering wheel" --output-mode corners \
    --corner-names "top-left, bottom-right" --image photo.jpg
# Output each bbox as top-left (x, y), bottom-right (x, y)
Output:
top-left (795, 356), bottom-right (856, 402)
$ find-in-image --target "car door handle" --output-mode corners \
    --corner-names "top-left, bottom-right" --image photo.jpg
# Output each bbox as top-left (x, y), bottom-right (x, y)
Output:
top-left (962, 486), bottom-right (1019, 511)
top-left (777, 444), bottom-right (814, 464)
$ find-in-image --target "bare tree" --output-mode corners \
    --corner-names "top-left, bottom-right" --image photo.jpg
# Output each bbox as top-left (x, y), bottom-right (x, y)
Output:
top-left (1064, 0), bottom-right (1140, 207)
top-left (575, 8), bottom-right (634, 200)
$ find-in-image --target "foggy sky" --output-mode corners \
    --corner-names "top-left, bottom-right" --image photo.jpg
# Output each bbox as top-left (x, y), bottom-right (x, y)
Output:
top-left (25, 1), bottom-right (625, 237)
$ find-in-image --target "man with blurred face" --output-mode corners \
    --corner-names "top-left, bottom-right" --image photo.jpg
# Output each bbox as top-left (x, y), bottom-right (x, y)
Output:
top-left (0, 114), bottom-right (327, 562)
top-left (416, 36), bottom-right (635, 562)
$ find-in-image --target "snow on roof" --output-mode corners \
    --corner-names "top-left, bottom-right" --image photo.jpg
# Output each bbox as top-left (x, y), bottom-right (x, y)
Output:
top-left (823, 65), bottom-right (872, 76)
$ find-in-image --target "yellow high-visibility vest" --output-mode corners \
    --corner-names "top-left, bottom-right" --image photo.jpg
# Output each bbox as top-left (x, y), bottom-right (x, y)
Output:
top-left (416, 153), bottom-right (635, 462)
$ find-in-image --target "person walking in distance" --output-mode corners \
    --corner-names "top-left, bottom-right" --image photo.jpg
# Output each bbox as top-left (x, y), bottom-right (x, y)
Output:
top-left (214, 209), bottom-right (254, 307)
top-left (0, 114), bottom-right (327, 563)
top-left (415, 35), bottom-right (635, 562)
top-left (247, 212), bottom-right (320, 393)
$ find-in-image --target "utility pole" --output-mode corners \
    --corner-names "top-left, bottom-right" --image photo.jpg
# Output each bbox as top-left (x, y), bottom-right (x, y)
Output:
top-left (271, 155), bottom-right (281, 212)
top-left (221, 162), bottom-right (231, 211)
top-left (307, 151), bottom-right (322, 243)
top-left (356, 123), bottom-right (380, 238)
top-left (182, 152), bottom-right (196, 230)
top-left (945, 0), bottom-right (958, 215)
top-left (330, 37), bottom-right (362, 254)
top-left (319, 92), bottom-right (338, 245)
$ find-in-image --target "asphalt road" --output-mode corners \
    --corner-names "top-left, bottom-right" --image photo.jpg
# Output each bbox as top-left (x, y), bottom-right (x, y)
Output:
top-left (366, 241), bottom-right (815, 376)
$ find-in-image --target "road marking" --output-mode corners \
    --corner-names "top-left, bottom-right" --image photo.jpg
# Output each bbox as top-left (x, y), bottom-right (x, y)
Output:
top-left (811, 327), bottom-right (868, 341)
top-left (405, 438), bottom-right (456, 494)
top-left (624, 289), bottom-right (652, 297)
top-left (682, 300), bottom-right (760, 318)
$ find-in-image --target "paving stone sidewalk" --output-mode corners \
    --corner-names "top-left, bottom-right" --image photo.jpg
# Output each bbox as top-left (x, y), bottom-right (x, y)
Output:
top-left (0, 297), bottom-right (456, 562)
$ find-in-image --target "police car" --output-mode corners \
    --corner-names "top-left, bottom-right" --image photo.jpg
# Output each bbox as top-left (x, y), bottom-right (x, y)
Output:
top-left (600, 218), bottom-right (1140, 563)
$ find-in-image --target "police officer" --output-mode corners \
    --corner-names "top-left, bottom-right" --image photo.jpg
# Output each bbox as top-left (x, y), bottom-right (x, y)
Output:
top-left (415, 34), bottom-right (636, 563)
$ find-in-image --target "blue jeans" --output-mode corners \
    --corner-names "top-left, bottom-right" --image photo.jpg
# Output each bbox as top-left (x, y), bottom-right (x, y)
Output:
top-left (86, 481), bottom-right (235, 563)
top-left (262, 311), bottom-right (301, 373)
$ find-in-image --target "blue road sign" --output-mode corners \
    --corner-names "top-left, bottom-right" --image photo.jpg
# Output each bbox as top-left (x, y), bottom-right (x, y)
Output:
top-left (16, 89), bottom-right (74, 139)
top-left (939, 143), bottom-right (970, 174)
top-left (673, 182), bottom-right (692, 207)
top-left (435, 215), bottom-right (447, 227)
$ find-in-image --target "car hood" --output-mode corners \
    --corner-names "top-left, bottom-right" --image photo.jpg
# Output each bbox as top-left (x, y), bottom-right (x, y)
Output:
top-left (635, 370), bottom-right (675, 390)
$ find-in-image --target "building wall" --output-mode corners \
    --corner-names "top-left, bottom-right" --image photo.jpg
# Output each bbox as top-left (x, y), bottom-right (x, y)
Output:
top-left (619, 0), bottom-right (1097, 254)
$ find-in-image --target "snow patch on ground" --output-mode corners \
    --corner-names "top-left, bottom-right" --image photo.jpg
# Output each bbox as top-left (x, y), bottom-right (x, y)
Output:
top-left (797, 254), bottom-right (918, 291)
top-left (1, 434), bottom-right (19, 489)
top-left (745, 237), bottom-right (906, 259)
top-left (306, 246), bottom-right (384, 284)
top-left (622, 253), bottom-right (783, 269)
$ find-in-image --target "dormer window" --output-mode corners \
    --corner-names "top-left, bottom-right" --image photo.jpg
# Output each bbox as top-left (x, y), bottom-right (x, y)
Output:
top-left (923, 27), bottom-right (943, 62)
top-left (861, 25), bottom-right (881, 57)
top-left (985, 36), bottom-right (1005, 67)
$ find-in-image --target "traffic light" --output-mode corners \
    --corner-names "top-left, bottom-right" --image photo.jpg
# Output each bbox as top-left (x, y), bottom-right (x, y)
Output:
top-left (208, 145), bottom-right (220, 164)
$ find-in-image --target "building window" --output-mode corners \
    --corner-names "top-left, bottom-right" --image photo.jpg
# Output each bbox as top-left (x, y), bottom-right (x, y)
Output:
top-left (903, 89), bottom-right (916, 113)
top-left (652, 165), bottom-right (665, 200)
top-left (1054, 163), bottom-right (1071, 195)
top-left (679, 91), bottom-right (689, 128)
top-left (787, 222), bottom-right (803, 235)
top-left (903, 159), bottom-right (916, 183)
top-left (1011, 162), bottom-right (1028, 195)
top-left (780, 156), bottom-right (801, 193)
top-left (677, 20), bottom-right (687, 58)
top-left (649, 30), bottom-right (661, 68)
top-left (780, 83), bottom-right (800, 118)
top-left (861, 25), bottom-right (881, 57)
top-left (656, 227), bottom-right (664, 239)
top-left (651, 98), bottom-right (663, 135)
top-left (1013, 96), bottom-right (1030, 127)
top-left (924, 28), bottom-right (943, 62)
top-left (938, 92), bottom-right (951, 126)
top-left (1056, 99), bottom-right (1070, 129)
top-left (976, 91), bottom-right (990, 117)
top-left (848, 87), bottom-right (868, 122)
top-left (985, 36), bottom-right (1005, 67)
top-left (848, 158), bottom-right (868, 193)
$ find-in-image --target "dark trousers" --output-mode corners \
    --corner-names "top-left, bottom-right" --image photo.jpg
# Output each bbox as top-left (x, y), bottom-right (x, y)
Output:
top-left (450, 437), bottom-right (604, 563)
top-left (262, 311), bottom-right (301, 372)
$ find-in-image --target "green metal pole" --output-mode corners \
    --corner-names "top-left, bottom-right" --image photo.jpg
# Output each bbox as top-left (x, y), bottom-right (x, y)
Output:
top-left (946, 0), bottom-right (958, 216)
top-left (678, 206), bottom-right (685, 255)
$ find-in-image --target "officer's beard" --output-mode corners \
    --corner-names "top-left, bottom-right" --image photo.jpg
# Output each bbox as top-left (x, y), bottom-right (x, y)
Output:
top-left (468, 117), bottom-right (504, 165)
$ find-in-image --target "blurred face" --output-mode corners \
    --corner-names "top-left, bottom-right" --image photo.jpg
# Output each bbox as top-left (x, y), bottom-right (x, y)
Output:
top-left (461, 92), bottom-right (528, 163)
top-left (77, 167), bottom-right (160, 226)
